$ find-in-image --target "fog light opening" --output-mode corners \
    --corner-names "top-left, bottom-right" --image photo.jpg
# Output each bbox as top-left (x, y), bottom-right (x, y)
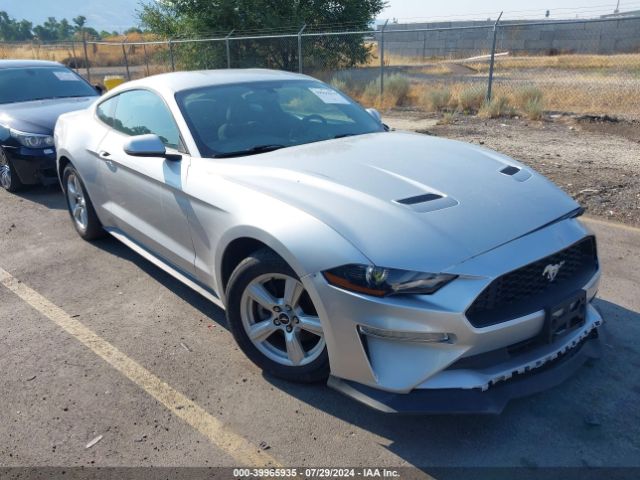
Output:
top-left (357, 325), bottom-right (453, 343)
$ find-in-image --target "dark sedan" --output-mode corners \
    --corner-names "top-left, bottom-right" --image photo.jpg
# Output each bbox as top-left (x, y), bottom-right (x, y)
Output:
top-left (0, 60), bottom-right (99, 192)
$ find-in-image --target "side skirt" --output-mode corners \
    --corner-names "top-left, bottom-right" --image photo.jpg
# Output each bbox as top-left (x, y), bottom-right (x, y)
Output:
top-left (106, 227), bottom-right (225, 310)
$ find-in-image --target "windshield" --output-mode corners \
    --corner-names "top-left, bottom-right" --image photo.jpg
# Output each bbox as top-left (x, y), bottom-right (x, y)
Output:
top-left (0, 67), bottom-right (97, 104)
top-left (176, 80), bottom-right (384, 157)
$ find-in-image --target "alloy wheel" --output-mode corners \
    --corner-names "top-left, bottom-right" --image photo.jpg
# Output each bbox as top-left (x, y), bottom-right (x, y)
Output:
top-left (240, 273), bottom-right (325, 367)
top-left (66, 173), bottom-right (88, 231)
top-left (0, 149), bottom-right (11, 189)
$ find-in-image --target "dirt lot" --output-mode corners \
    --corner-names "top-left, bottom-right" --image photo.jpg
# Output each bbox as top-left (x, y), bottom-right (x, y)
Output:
top-left (385, 111), bottom-right (640, 227)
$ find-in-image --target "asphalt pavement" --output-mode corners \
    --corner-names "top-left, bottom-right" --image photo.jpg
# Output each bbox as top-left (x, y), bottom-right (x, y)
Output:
top-left (1, 185), bottom-right (639, 472)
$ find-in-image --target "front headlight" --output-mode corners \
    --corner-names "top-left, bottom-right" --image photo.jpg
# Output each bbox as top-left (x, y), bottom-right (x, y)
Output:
top-left (10, 128), bottom-right (54, 149)
top-left (323, 264), bottom-right (457, 297)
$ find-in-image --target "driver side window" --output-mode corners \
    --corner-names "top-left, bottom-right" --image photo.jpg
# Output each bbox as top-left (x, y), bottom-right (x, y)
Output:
top-left (111, 89), bottom-right (184, 152)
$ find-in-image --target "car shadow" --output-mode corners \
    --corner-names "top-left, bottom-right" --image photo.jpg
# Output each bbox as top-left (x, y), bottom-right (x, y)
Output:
top-left (90, 234), bottom-right (229, 329)
top-left (15, 184), bottom-right (66, 210)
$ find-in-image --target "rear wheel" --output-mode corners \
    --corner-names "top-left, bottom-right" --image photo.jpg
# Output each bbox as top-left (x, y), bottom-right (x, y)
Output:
top-left (62, 165), bottom-right (105, 240)
top-left (0, 147), bottom-right (24, 192)
top-left (225, 249), bottom-right (329, 383)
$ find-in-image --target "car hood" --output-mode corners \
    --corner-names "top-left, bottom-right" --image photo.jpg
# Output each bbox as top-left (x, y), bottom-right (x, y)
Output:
top-left (0, 96), bottom-right (97, 135)
top-left (222, 131), bottom-right (579, 273)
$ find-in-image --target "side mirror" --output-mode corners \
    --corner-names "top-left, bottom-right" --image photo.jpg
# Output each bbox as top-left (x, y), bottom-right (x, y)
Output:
top-left (94, 84), bottom-right (105, 95)
top-left (123, 134), bottom-right (181, 161)
top-left (366, 107), bottom-right (382, 124)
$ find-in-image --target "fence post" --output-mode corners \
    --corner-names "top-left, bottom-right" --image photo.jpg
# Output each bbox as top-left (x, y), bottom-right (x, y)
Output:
top-left (225, 30), bottom-right (235, 69)
top-left (297, 24), bottom-right (306, 73)
top-left (122, 39), bottom-right (131, 80)
top-left (82, 32), bottom-right (91, 83)
top-left (486, 11), bottom-right (503, 102)
top-left (380, 19), bottom-right (389, 102)
top-left (143, 43), bottom-right (150, 76)
top-left (168, 38), bottom-right (175, 71)
top-left (70, 41), bottom-right (78, 72)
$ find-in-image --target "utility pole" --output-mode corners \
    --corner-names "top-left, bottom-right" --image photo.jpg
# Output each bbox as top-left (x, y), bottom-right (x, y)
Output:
top-left (614, 0), bottom-right (621, 13)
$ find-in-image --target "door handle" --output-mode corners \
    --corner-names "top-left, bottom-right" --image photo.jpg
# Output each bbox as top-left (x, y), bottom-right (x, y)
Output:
top-left (99, 151), bottom-right (111, 158)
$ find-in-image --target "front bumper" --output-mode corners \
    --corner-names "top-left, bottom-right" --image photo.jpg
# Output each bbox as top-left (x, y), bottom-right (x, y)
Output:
top-left (300, 217), bottom-right (603, 412)
top-left (3, 145), bottom-right (57, 185)
top-left (328, 327), bottom-right (602, 414)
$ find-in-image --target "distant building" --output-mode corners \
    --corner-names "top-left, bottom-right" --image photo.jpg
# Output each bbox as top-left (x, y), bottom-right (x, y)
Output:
top-left (600, 10), bottom-right (640, 18)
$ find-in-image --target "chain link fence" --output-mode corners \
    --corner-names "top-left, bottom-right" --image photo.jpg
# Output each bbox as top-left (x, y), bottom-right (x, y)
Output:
top-left (1, 15), bottom-right (639, 119)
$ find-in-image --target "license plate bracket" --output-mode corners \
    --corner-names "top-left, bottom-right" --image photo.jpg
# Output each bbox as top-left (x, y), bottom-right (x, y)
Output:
top-left (543, 291), bottom-right (587, 343)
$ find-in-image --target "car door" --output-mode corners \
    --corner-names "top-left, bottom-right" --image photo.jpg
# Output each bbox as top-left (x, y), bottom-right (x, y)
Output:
top-left (96, 89), bottom-right (196, 276)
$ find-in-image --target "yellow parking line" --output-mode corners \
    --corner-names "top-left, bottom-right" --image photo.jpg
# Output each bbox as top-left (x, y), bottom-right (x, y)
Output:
top-left (582, 216), bottom-right (640, 234)
top-left (0, 266), bottom-right (280, 467)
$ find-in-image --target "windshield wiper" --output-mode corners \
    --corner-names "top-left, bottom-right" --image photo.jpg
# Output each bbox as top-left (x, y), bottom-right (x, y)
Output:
top-left (214, 144), bottom-right (287, 158)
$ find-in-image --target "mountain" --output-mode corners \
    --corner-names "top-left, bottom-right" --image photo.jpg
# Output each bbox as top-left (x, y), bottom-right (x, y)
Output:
top-left (0, 0), bottom-right (141, 32)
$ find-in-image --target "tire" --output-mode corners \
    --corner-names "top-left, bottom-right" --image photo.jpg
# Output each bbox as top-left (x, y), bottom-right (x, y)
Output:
top-left (0, 147), bottom-right (25, 192)
top-left (62, 164), bottom-right (105, 240)
top-left (225, 248), bottom-right (330, 383)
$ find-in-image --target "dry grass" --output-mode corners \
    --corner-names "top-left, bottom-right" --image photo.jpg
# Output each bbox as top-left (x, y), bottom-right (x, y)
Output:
top-left (0, 35), bottom-right (164, 68)
top-left (339, 73), bottom-right (411, 109)
top-left (423, 87), bottom-right (453, 111)
top-left (467, 53), bottom-right (640, 73)
top-left (479, 96), bottom-right (515, 119)
top-left (457, 85), bottom-right (486, 113)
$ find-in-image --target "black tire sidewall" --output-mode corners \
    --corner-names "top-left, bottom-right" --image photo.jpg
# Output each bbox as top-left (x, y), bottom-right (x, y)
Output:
top-left (225, 249), bottom-right (330, 383)
top-left (62, 165), bottom-right (104, 240)
top-left (0, 147), bottom-right (24, 192)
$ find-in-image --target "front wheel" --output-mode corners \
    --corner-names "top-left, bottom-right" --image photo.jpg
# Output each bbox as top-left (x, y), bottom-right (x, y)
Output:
top-left (0, 147), bottom-right (24, 192)
top-left (62, 165), bottom-right (105, 240)
top-left (225, 249), bottom-right (330, 383)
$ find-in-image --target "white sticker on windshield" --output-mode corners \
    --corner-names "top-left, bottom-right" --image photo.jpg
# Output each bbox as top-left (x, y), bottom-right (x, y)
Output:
top-left (309, 87), bottom-right (350, 104)
top-left (53, 71), bottom-right (80, 81)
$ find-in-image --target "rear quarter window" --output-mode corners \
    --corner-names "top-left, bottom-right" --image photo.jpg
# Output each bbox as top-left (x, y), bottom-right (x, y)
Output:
top-left (96, 96), bottom-right (118, 127)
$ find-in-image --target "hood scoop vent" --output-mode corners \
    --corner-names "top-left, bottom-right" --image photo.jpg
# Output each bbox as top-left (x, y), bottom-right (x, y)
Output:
top-left (500, 165), bottom-right (532, 182)
top-left (500, 166), bottom-right (520, 176)
top-left (396, 193), bottom-right (443, 205)
top-left (394, 192), bottom-right (459, 213)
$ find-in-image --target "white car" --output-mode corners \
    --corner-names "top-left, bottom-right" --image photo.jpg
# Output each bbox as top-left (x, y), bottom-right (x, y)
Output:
top-left (55, 69), bottom-right (603, 413)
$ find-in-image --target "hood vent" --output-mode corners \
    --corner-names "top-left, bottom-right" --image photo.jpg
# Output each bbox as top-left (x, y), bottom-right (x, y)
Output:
top-left (396, 193), bottom-right (443, 205)
top-left (500, 165), bottom-right (520, 176)
top-left (500, 165), bottom-right (532, 182)
top-left (394, 192), bottom-right (459, 213)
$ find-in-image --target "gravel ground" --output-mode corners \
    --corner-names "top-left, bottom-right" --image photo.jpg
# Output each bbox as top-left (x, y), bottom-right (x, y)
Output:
top-left (384, 111), bottom-right (640, 227)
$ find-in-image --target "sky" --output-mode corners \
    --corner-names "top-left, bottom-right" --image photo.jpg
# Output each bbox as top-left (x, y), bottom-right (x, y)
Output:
top-left (0, 0), bottom-right (637, 32)
top-left (380, 0), bottom-right (636, 22)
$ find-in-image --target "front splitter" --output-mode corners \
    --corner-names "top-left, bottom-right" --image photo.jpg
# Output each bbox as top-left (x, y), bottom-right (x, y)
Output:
top-left (328, 331), bottom-right (602, 415)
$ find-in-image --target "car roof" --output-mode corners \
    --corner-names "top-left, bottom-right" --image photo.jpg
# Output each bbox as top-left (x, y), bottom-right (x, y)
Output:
top-left (109, 69), bottom-right (314, 97)
top-left (0, 59), bottom-right (64, 69)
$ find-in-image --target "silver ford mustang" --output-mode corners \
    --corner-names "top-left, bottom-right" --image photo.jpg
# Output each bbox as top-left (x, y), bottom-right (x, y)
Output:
top-left (55, 69), bottom-right (603, 414)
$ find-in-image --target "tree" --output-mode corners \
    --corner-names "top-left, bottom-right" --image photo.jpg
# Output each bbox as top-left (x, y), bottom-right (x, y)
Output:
top-left (0, 11), bottom-right (33, 40)
top-left (139, 0), bottom-right (387, 70)
top-left (73, 15), bottom-right (87, 31)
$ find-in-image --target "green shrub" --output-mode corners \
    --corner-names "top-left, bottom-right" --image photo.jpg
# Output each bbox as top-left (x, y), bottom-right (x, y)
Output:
top-left (362, 74), bottom-right (410, 108)
top-left (523, 97), bottom-right (544, 120)
top-left (384, 74), bottom-right (410, 105)
top-left (426, 88), bottom-right (452, 111)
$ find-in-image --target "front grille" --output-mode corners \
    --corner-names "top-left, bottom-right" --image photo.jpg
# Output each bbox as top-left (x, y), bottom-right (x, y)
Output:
top-left (466, 236), bottom-right (598, 328)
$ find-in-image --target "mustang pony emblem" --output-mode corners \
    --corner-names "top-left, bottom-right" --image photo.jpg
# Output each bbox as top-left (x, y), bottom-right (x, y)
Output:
top-left (542, 261), bottom-right (565, 282)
